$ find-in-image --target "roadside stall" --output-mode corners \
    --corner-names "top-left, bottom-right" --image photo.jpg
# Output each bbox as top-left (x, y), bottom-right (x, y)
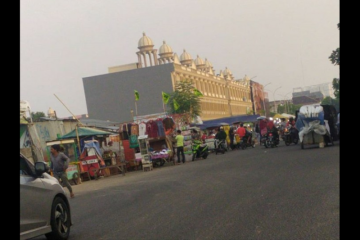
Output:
top-left (45, 139), bottom-right (81, 185)
top-left (57, 126), bottom-right (123, 181)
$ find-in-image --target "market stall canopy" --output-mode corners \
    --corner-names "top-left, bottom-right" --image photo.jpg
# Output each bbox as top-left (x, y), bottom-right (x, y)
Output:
top-left (196, 114), bottom-right (260, 130)
top-left (281, 113), bottom-right (295, 119)
top-left (273, 113), bottom-right (285, 119)
top-left (58, 127), bottom-right (113, 139)
top-left (256, 116), bottom-right (267, 120)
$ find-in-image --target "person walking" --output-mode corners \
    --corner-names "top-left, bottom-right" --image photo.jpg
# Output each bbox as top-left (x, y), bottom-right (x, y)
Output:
top-left (255, 122), bottom-right (260, 144)
top-left (50, 144), bottom-right (75, 198)
top-left (175, 130), bottom-right (185, 164)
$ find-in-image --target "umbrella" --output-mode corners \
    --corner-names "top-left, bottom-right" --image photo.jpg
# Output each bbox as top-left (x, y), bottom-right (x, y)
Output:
top-left (257, 116), bottom-right (267, 120)
top-left (273, 113), bottom-right (285, 119)
top-left (219, 122), bottom-right (230, 126)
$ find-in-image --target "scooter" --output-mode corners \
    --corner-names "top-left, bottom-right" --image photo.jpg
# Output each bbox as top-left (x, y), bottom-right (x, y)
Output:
top-left (283, 126), bottom-right (299, 146)
top-left (214, 139), bottom-right (226, 155)
top-left (191, 140), bottom-right (209, 161)
top-left (263, 130), bottom-right (279, 148)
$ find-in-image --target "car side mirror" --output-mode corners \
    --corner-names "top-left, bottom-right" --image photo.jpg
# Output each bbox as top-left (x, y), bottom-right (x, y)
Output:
top-left (34, 161), bottom-right (50, 176)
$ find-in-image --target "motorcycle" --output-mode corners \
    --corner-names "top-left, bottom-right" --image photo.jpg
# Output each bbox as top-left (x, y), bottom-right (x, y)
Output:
top-left (191, 140), bottom-right (209, 161)
top-left (214, 139), bottom-right (226, 154)
top-left (283, 126), bottom-right (299, 146)
top-left (262, 130), bottom-right (279, 148)
top-left (240, 133), bottom-right (256, 150)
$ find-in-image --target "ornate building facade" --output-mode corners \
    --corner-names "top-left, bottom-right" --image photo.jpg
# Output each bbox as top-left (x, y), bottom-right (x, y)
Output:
top-left (84, 33), bottom-right (265, 123)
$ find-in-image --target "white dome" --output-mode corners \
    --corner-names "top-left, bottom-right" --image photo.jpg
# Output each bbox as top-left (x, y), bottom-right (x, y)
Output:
top-left (159, 41), bottom-right (173, 55)
top-left (205, 58), bottom-right (212, 67)
top-left (48, 107), bottom-right (55, 115)
top-left (179, 49), bottom-right (192, 61)
top-left (223, 67), bottom-right (232, 76)
top-left (243, 75), bottom-right (250, 81)
top-left (20, 100), bottom-right (30, 112)
top-left (194, 55), bottom-right (205, 66)
top-left (138, 32), bottom-right (154, 49)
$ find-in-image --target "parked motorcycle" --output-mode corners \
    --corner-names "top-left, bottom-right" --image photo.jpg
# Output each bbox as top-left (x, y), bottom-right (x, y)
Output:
top-left (262, 130), bottom-right (279, 148)
top-left (283, 126), bottom-right (299, 146)
top-left (191, 140), bottom-right (209, 161)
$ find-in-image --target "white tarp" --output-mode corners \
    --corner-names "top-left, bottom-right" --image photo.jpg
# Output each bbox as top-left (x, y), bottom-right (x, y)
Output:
top-left (298, 120), bottom-right (327, 143)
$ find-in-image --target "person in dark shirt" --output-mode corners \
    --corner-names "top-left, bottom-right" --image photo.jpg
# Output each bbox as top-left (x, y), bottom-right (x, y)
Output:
top-left (215, 126), bottom-right (227, 150)
top-left (215, 126), bottom-right (227, 141)
top-left (50, 144), bottom-right (74, 198)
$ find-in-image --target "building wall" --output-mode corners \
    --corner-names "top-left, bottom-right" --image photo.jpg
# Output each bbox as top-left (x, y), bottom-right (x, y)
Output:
top-left (84, 61), bottom-right (254, 122)
top-left (83, 63), bottom-right (175, 123)
top-left (33, 120), bottom-right (78, 160)
top-left (171, 64), bottom-right (252, 120)
top-left (108, 63), bottom-right (139, 73)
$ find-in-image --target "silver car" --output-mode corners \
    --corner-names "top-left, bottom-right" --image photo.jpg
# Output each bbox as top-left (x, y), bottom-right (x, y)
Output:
top-left (20, 153), bottom-right (72, 240)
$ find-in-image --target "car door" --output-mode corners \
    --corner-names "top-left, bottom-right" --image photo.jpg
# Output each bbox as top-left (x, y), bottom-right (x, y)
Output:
top-left (20, 155), bottom-right (53, 234)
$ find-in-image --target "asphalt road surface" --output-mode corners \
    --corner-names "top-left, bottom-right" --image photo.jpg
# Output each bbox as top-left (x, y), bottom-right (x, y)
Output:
top-left (30, 140), bottom-right (339, 240)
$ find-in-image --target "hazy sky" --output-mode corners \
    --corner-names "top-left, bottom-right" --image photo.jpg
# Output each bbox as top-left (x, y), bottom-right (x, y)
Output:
top-left (20, 0), bottom-right (339, 118)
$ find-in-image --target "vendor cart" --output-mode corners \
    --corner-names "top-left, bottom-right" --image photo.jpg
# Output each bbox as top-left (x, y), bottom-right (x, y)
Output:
top-left (46, 139), bottom-right (81, 184)
top-left (296, 104), bottom-right (337, 149)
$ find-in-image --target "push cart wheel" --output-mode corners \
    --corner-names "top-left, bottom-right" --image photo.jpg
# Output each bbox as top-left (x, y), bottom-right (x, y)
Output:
top-left (72, 172), bottom-right (79, 185)
top-left (160, 159), bottom-right (166, 166)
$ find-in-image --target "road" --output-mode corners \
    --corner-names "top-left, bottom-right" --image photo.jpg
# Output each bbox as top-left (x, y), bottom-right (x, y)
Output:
top-left (31, 140), bottom-right (339, 240)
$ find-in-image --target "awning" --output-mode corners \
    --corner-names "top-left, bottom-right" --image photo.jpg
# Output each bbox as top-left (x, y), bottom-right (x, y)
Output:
top-left (273, 113), bottom-right (285, 119)
top-left (58, 127), bottom-right (113, 139)
top-left (195, 114), bottom-right (260, 130)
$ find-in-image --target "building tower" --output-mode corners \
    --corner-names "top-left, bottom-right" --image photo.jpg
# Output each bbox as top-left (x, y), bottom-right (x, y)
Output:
top-left (158, 41), bottom-right (174, 64)
top-left (136, 32), bottom-right (158, 68)
top-left (194, 55), bottom-right (206, 72)
top-left (179, 49), bottom-right (192, 67)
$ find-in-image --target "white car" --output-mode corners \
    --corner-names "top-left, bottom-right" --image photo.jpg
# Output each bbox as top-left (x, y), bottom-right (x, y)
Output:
top-left (20, 153), bottom-right (72, 240)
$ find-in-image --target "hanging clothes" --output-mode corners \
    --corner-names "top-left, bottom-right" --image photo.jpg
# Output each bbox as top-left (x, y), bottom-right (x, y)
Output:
top-left (156, 119), bottom-right (165, 137)
top-left (146, 120), bottom-right (158, 138)
top-left (131, 123), bottom-right (139, 136)
top-left (139, 122), bottom-right (146, 136)
top-left (127, 123), bottom-right (132, 136)
top-left (122, 124), bottom-right (129, 140)
top-left (129, 134), bottom-right (139, 148)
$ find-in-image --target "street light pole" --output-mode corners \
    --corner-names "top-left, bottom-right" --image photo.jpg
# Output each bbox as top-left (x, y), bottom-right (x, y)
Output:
top-left (262, 82), bottom-right (271, 117)
top-left (273, 86), bottom-right (282, 113)
top-left (284, 92), bottom-right (292, 114)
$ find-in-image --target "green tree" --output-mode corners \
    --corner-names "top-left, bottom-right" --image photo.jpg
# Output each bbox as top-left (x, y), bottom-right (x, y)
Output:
top-left (321, 96), bottom-right (339, 112)
top-left (29, 111), bottom-right (46, 122)
top-left (329, 23), bottom-right (339, 100)
top-left (167, 79), bottom-right (202, 118)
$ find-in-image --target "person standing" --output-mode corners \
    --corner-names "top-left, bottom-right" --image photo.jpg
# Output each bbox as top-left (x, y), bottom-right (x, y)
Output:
top-left (175, 130), bottom-right (185, 164)
top-left (50, 144), bottom-right (75, 198)
top-left (255, 122), bottom-right (260, 144)
top-left (236, 123), bottom-right (246, 140)
top-left (259, 119), bottom-right (269, 144)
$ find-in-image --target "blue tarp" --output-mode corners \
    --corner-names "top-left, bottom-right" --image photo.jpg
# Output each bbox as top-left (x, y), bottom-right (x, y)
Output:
top-left (193, 114), bottom-right (260, 130)
top-left (82, 140), bottom-right (102, 157)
